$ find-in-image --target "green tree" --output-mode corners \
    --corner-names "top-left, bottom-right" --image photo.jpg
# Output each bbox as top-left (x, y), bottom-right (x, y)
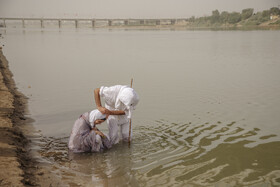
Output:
top-left (220, 11), bottom-right (229, 23)
top-left (247, 11), bottom-right (269, 25)
top-left (211, 9), bottom-right (220, 23)
top-left (262, 10), bottom-right (270, 18)
top-left (189, 16), bottom-right (195, 22)
top-left (241, 8), bottom-right (254, 20)
top-left (228, 12), bottom-right (241, 24)
top-left (270, 7), bottom-right (280, 15)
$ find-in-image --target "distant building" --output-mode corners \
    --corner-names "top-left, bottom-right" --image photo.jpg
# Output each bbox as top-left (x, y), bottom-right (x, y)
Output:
top-left (270, 14), bottom-right (279, 20)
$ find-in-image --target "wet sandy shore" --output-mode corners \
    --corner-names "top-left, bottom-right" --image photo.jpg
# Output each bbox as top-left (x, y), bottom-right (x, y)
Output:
top-left (0, 49), bottom-right (63, 186)
top-left (0, 48), bottom-right (38, 186)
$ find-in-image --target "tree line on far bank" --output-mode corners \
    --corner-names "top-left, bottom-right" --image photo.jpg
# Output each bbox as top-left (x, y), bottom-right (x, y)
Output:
top-left (187, 7), bottom-right (280, 27)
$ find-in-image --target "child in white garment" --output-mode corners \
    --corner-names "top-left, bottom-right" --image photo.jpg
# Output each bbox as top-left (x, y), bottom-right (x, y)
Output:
top-left (68, 109), bottom-right (111, 153)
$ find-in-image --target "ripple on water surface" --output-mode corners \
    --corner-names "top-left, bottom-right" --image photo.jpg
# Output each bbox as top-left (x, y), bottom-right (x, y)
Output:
top-left (36, 119), bottom-right (280, 186)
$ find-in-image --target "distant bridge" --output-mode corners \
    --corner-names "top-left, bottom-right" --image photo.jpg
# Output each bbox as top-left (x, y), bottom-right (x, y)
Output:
top-left (0, 18), bottom-right (187, 28)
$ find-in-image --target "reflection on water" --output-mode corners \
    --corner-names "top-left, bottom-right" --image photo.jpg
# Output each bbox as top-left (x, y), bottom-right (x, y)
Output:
top-left (38, 136), bottom-right (138, 186)
top-left (36, 119), bottom-right (280, 186)
top-left (1, 28), bottom-right (280, 186)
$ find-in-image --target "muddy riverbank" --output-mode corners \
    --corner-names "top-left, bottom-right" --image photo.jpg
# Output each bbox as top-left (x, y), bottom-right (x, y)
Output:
top-left (0, 47), bottom-right (37, 186)
top-left (0, 49), bottom-right (60, 186)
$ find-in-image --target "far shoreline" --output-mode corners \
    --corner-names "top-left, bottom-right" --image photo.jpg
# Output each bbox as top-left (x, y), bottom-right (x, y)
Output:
top-left (1, 24), bottom-right (280, 32)
top-left (102, 24), bottom-right (280, 31)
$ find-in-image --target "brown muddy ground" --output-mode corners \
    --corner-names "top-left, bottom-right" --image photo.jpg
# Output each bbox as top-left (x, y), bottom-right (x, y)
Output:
top-left (0, 48), bottom-right (59, 186)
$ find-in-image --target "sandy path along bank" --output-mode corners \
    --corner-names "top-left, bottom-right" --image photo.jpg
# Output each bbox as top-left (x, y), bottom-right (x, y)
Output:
top-left (0, 48), bottom-right (37, 186)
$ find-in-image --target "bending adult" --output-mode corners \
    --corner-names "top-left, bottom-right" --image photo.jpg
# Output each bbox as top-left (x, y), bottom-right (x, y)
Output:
top-left (94, 85), bottom-right (139, 144)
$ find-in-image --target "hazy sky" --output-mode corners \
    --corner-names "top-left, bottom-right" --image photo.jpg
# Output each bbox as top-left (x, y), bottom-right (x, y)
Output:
top-left (0, 0), bottom-right (279, 18)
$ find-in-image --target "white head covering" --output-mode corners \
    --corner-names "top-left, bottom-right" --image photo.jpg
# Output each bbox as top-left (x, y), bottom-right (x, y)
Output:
top-left (115, 87), bottom-right (139, 119)
top-left (89, 109), bottom-right (107, 128)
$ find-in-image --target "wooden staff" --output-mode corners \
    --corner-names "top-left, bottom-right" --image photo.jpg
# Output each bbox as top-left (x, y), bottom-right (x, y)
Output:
top-left (128, 78), bottom-right (133, 144)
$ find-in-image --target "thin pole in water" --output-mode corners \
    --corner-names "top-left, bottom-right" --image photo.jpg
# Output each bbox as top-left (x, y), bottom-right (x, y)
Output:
top-left (128, 78), bottom-right (133, 145)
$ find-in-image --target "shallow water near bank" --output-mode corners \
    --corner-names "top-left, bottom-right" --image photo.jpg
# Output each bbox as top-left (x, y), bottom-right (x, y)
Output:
top-left (1, 28), bottom-right (280, 186)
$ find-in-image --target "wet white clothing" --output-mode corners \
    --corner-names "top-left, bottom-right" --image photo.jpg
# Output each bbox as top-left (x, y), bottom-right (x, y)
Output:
top-left (89, 109), bottom-right (106, 128)
top-left (68, 110), bottom-right (111, 153)
top-left (99, 85), bottom-right (139, 144)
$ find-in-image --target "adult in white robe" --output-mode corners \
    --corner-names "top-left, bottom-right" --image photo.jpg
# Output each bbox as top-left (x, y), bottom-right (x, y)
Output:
top-left (94, 85), bottom-right (139, 144)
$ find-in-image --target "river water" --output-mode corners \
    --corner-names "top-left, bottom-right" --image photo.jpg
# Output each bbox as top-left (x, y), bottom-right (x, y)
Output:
top-left (1, 27), bottom-right (280, 186)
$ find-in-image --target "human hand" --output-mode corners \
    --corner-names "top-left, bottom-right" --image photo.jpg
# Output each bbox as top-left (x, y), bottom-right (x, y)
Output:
top-left (95, 119), bottom-right (105, 125)
top-left (98, 106), bottom-right (111, 115)
top-left (95, 130), bottom-right (105, 138)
